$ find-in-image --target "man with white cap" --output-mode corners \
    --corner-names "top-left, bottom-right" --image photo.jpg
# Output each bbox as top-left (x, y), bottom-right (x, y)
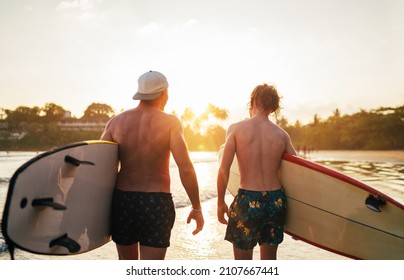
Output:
top-left (101, 70), bottom-right (204, 260)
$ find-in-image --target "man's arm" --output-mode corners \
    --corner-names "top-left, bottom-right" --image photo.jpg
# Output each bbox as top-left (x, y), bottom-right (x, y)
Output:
top-left (100, 118), bottom-right (113, 141)
top-left (284, 131), bottom-right (297, 155)
top-left (217, 125), bottom-right (236, 225)
top-left (169, 117), bottom-right (204, 235)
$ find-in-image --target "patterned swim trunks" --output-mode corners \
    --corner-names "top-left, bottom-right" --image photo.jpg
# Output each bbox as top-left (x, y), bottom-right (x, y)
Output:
top-left (225, 188), bottom-right (287, 250)
top-left (111, 189), bottom-right (176, 248)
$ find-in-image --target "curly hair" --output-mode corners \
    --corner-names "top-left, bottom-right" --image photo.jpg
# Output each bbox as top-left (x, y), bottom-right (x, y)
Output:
top-left (248, 83), bottom-right (281, 115)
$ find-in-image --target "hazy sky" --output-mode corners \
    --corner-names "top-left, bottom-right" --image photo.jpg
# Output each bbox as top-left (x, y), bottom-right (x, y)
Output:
top-left (1, 0), bottom-right (403, 124)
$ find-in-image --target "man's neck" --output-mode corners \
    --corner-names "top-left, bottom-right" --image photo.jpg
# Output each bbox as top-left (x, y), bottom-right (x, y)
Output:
top-left (251, 109), bottom-right (270, 120)
top-left (139, 100), bottom-right (163, 111)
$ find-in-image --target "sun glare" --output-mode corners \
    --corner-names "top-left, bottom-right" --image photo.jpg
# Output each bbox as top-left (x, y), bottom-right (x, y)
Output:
top-left (167, 98), bottom-right (209, 117)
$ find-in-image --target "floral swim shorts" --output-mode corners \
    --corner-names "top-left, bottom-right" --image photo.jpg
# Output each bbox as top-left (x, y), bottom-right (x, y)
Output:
top-left (225, 188), bottom-right (287, 250)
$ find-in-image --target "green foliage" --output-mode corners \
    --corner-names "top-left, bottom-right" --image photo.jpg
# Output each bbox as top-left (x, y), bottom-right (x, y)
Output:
top-left (4, 106), bottom-right (41, 131)
top-left (0, 103), bottom-right (115, 151)
top-left (43, 103), bottom-right (67, 122)
top-left (81, 103), bottom-right (115, 122)
top-left (0, 102), bottom-right (229, 151)
top-left (1, 103), bottom-right (402, 151)
top-left (282, 105), bottom-right (404, 150)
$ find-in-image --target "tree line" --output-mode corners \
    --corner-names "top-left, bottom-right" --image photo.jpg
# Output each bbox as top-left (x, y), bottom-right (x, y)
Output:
top-left (0, 102), bottom-right (228, 151)
top-left (0, 103), bottom-right (403, 151)
top-left (279, 106), bottom-right (404, 150)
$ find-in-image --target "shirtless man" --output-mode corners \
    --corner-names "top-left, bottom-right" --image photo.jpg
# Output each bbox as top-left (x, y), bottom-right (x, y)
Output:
top-left (217, 83), bottom-right (296, 260)
top-left (101, 70), bottom-right (204, 260)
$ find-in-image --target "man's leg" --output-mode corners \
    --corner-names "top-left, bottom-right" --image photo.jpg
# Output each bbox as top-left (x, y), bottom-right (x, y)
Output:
top-left (140, 245), bottom-right (168, 260)
top-left (233, 246), bottom-right (254, 260)
top-left (116, 243), bottom-right (139, 260)
top-left (260, 243), bottom-right (278, 260)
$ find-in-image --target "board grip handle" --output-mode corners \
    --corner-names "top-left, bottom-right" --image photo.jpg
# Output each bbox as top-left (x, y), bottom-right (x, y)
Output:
top-left (64, 155), bottom-right (95, 167)
top-left (32, 197), bottom-right (67, 210)
top-left (49, 233), bottom-right (81, 253)
top-left (365, 194), bottom-right (386, 212)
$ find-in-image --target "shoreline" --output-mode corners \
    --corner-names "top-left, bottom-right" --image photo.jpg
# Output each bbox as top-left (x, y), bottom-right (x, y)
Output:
top-left (3, 195), bottom-right (348, 260)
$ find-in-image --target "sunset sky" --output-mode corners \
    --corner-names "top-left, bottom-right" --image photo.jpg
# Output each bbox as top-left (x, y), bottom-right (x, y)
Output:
top-left (1, 0), bottom-right (403, 124)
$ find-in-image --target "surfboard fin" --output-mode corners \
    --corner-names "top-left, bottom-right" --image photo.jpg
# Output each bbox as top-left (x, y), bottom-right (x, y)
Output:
top-left (365, 194), bottom-right (386, 212)
top-left (49, 233), bottom-right (81, 253)
top-left (32, 197), bottom-right (67, 210)
top-left (64, 155), bottom-right (95, 167)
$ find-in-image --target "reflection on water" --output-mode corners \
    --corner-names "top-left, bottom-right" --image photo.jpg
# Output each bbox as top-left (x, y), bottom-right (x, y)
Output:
top-left (306, 151), bottom-right (404, 204)
top-left (168, 199), bottom-right (230, 260)
top-left (170, 152), bottom-right (219, 208)
top-left (317, 160), bottom-right (404, 203)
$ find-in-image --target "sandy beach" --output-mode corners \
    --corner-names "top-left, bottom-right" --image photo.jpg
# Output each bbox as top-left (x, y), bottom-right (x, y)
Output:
top-left (5, 194), bottom-right (348, 260)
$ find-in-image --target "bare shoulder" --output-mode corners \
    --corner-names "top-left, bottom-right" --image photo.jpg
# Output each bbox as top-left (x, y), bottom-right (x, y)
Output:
top-left (273, 122), bottom-right (287, 133)
top-left (166, 111), bottom-right (181, 121)
top-left (153, 112), bottom-right (182, 135)
top-left (271, 122), bottom-right (290, 138)
top-left (103, 113), bottom-right (118, 130)
top-left (101, 111), bottom-right (130, 141)
top-left (274, 123), bottom-right (296, 154)
top-left (104, 109), bottom-right (130, 126)
top-left (228, 119), bottom-right (249, 133)
top-left (162, 111), bottom-right (181, 126)
top-left (111, 108), bottom-right (136, 120)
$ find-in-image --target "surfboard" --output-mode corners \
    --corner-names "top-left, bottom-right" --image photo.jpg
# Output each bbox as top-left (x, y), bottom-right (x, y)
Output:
top-left (1, 140), bottom-right (118, 258)
top-left (218, 146), bottom-right (404, 260)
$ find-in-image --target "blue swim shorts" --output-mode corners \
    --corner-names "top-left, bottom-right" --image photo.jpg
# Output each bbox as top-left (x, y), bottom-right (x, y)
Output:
top-left (225, 188), bottom-right (287, 250)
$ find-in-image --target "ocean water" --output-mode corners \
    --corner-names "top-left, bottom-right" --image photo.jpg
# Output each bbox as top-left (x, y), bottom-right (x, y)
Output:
top-left (0, 150), bottom-right (403, 260)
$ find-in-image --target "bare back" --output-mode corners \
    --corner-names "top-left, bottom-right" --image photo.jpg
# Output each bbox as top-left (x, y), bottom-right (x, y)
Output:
top-left (225, 115), bottom-right (296, 191)
top-left (101, 105), bottom-right (178, 193)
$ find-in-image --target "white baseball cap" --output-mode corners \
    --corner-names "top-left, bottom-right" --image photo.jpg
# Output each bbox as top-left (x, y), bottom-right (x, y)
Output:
top-left (133, 70), bottom-right (169, 100)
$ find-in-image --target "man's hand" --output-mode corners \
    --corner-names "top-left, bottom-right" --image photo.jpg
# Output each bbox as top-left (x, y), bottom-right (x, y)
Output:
top-left (217, 202), bottom-right (229, 225)
top-left (187, 209), bottom-right (204, 235)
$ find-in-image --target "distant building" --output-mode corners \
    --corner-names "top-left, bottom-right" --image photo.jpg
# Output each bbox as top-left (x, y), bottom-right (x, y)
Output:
top-left (64, 111), bottom-right (72, 119)
top-left (0, 121), bottom-right (9, 140)
top-left (0, 131), bottom-right (26, 140)
top-left (0, 121), bottom-right (8, 130)
top-left (57, 121), bottom-right (106, 132)
top-left (9, 132), bottom-right (27, 140)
